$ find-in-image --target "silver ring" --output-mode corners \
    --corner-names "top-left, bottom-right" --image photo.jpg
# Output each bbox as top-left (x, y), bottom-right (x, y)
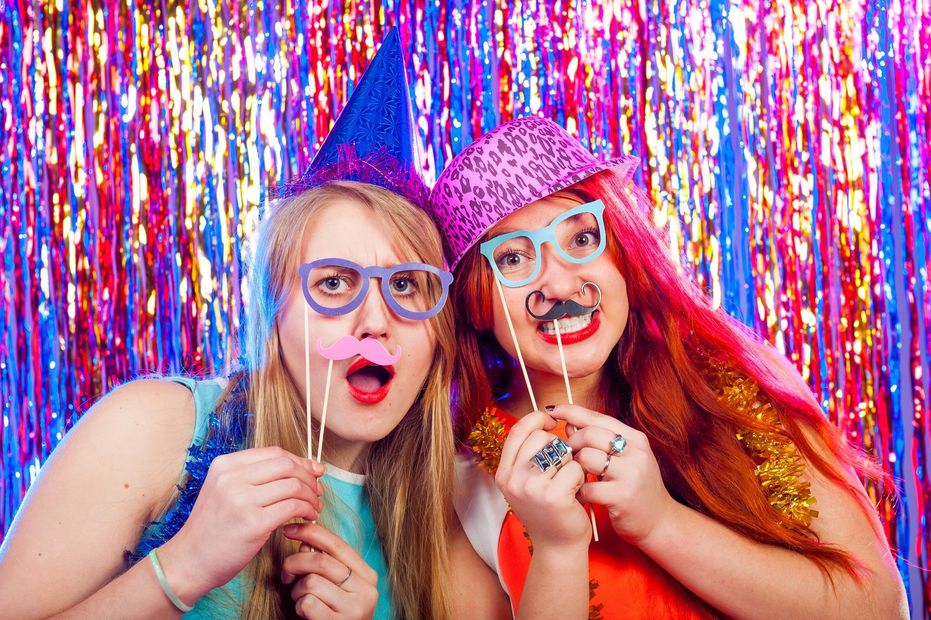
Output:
top-left (598, 456), bottom-right (611, 480)
top-left (530, 438), bottom-right (572, 473)
top-left (337, 567), bottom-right (352, 587)
top-left (607, 434), bottom-right (627, 456)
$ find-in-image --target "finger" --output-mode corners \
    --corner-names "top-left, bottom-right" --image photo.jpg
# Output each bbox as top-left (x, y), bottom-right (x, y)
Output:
top-left (573, 447), bottom-right (614, 478)
top-left (547, 404), bottom-right (630, 435)
top-left (512, 430), bottom-right (562, 479)
top-left (295, 593), bottom-right (336, 620)
top-left (577, 480), bottom-right (618, 506)
top-left (262, 498), bottom-right (320, 530)
top-left (243, 455), bottom-right (324, 488)
top-left (283, 523), bottom-right (376, 583)
top-left (496, 411), bottom-right (557, 479)
top-left (254, 478), bottom-right (322, 512)
top-left (281, 549), bottom-right (348, 586)
top-left (291, 572), bottom-right (347, 609)
top-left (549, 460), bottom-right (587, 496)
top-left (564, 424), bottom-right (619, 455)
top-left (215, 446), bottom-right (327, 473)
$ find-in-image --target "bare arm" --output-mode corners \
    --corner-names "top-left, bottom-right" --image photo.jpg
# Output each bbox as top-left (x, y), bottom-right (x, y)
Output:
top-left (493, 412), bottom-right (590, 620)
top-left (447, 516), bottom-right (511, 619)
top-left (558, 404), bottom-right (908, 619)
top-left (636, 443), bottom-right (907, 619)
top-left (0, 380), bottom-right (199, 619)
top-left (515, 542), bottom-right (588, 620)
top-left (0, 380), bottom-right (325, 619)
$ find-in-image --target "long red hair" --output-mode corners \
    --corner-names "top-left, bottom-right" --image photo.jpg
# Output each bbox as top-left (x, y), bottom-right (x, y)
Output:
top-left (452, 169), bottom-right (886, 577)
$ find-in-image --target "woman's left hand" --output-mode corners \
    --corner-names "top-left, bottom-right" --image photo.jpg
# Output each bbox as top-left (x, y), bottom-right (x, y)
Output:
top-left (282, 522), bottom-right (379, 619)
top-left (549, 404), bottom-right (678, 545)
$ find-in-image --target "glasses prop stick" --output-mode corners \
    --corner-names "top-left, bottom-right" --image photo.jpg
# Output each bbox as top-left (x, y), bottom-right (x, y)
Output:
top-left (493, 278), bottom-right (539, 411)
top-left (479, 199), bottom-right (607, 411)
top-left (525, 281), bottom-right (603, 542)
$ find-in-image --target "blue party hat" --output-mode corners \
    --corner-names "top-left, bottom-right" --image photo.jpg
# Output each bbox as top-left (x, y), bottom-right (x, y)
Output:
top-left (279, 29), bottom-right (428, 207)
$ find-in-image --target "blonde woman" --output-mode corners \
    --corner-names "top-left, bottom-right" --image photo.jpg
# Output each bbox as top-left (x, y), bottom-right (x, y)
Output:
top-left (0, 180), bottom-right (507, 619)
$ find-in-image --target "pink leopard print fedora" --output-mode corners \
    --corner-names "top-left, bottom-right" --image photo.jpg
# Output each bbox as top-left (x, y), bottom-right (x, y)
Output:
top-left (427, 116), bottom-right (638, 269)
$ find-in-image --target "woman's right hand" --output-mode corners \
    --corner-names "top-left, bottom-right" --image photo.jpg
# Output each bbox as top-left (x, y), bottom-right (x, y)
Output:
top-left (494, 410), bottom-right (590, 550)
top-left (158, 446), bottom-right (325, 598)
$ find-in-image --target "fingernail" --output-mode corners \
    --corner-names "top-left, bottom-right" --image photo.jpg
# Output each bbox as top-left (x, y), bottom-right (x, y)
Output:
top-left (283, 524), bottom-right (297, 535)
top-left (544, 405), bottom-right (556, 412)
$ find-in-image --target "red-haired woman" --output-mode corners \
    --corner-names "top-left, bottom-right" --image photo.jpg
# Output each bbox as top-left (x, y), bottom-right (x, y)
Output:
top-left (427, 116), bottom-right (907, 619)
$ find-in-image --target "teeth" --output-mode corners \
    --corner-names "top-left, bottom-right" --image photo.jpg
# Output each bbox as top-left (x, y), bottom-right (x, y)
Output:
top-left (539, 313), bottom-right (593, 335)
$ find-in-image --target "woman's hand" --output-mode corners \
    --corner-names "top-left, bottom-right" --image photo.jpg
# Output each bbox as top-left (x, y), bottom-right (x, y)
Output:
top-left (551, 404), bottom-right (677, 545)
top-left (494, 410), bottom-right (590, 550)
top-left (159, 446), bottom-right (325, 599)
top-left (282, 522), bottom-right (379, 619)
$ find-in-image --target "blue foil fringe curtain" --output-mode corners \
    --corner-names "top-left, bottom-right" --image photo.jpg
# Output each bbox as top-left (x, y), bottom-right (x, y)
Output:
top-left (1, 0), bottom-right (929, 613)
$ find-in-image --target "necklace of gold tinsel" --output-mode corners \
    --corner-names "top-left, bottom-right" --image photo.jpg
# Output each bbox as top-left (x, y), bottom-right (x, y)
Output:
top-left (468, 368), bottom-right (817, 531)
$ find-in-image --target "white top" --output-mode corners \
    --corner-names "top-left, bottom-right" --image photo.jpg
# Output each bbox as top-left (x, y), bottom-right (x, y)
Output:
top-left (453, 453), bottom-right (511, 596)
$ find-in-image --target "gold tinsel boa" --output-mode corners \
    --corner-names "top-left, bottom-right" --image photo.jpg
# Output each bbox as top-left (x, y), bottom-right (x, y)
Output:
top-left (467, 368), bottom-right (817, 531)
top-left (714, 365), bottom-right (818, 530)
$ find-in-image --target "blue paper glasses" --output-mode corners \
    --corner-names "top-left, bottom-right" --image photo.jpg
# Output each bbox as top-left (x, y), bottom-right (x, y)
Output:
top-left (479, 199), bottom-right (607, 287)
top-left (299, 258), bottom-right (453, 320)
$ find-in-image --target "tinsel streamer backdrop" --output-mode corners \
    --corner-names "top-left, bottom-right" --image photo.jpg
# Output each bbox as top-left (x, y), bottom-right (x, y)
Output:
top-left (1, 0), bottom-right (929, 612)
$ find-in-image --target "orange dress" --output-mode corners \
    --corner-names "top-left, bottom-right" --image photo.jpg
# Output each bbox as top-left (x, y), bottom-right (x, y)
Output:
top-left (454, 406), bottom-right (719, 619)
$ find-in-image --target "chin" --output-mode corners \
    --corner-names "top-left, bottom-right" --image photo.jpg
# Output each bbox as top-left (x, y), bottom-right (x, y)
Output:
top-left (327, 422), bottom-right (398, 445)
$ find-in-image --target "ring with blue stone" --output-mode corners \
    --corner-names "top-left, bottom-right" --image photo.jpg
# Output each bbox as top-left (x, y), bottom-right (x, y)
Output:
top-left (530, 437), bottom-right (573, 473)
top-left (607, 434), bottom-right (628, 456)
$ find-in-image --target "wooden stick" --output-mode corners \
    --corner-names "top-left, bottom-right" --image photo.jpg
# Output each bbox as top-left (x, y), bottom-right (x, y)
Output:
top-left (494, 278), bottom-right (537, 411)
top-left (316, 359), bottom-right (334, 463)
top-left (302, 304), bottom-right (315, 553)
top-left (304, 303), bottom-right (313, 459)
top-left (553, 318), bottom-right (573, 405)
top-left (553, 317), bottom-right (599, 543)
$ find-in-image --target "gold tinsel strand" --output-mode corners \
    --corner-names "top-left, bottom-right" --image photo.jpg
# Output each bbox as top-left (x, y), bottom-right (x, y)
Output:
top-left (468, 407), bottom-right (508, 474)
top-left (717, 368), bottom-right (819, 530)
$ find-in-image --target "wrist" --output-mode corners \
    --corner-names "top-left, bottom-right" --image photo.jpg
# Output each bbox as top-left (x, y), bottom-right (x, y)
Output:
top-left (156, 535), bottom-right (215, 606)
top-left (531, 538), bottom-right (590, 563)
top-left (637, 498), bottom-right (687, 553)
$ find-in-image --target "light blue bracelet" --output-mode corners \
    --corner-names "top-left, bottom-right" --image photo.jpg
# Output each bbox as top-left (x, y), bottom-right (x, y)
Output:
top-left (148, 548), bottom-right (194, 613)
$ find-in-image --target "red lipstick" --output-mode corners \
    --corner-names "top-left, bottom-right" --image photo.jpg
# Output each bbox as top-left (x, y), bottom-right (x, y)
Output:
top-left (537, 313), bottom-right (601, 345)
top-left (345, 358), bottom-right (395, 405)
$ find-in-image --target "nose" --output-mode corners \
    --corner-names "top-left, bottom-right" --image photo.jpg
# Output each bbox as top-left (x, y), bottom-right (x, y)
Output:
top-left (533, 244), bottom-right (583, 302)
top-left (354, 281), bottom-right (391, 340)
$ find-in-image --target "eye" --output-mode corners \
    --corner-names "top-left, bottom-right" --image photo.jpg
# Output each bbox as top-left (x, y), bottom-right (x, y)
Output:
top-left (571, 229), bottom-right (600, 248)
top-left (494, 249), bottom-right (531, 272)
top-left (389, 273), bottom-right (419, 296)
top-left (314, 273), bottom-right (353, 295)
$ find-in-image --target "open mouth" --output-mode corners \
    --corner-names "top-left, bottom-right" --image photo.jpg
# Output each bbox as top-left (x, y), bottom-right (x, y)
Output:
top-left (345, 358), bottom-right (395, 404)
top-left (537, 311), bottom-right (601, 345)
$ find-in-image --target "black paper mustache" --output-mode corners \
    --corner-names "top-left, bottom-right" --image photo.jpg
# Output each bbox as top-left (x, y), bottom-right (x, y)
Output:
top-left (525, 282), bottom-right (603, 321)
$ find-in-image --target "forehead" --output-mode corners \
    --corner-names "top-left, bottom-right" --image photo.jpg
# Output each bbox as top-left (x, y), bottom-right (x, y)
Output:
top-left (302, 199), bottom-right (403, 264)
top-left (487, 193), bottom-right (586, 236)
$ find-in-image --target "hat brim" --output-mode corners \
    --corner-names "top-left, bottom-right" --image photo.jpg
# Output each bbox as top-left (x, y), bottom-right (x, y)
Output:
top-left (538, 156), bottom-right (639, 202)
top-left (450, 156), bottom-right (638, 270)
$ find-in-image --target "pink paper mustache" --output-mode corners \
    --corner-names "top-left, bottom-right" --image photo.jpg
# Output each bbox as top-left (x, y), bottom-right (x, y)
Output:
top-left (316, 335), bottom-right (402, 365)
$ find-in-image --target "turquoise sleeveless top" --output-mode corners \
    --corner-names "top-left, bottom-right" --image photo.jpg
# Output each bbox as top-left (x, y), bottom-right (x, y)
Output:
top-left (130, 377), bottom-right (396, 619)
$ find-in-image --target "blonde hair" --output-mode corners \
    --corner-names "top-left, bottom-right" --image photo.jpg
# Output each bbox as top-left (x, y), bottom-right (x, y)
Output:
top-left (236, 181), bottom-right (455, 618)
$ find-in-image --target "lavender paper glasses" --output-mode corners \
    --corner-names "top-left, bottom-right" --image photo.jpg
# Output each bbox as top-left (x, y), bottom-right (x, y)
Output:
top-left (299, 258), bottom-right (453, 320)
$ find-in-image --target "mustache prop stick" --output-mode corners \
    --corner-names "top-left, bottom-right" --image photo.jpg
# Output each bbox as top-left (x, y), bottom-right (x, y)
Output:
top-left (526, 281), bottom-right (603, 541)
top-left (525, 282), bottom-right (602, 406)
top-left (314, 336), bottom-right (402, 460)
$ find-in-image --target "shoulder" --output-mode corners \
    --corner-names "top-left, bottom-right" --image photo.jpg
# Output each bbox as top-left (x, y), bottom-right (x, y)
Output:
top-left (32, 378), bottom-right (201, 521)
top-left (72, 379), bottom-right (197, 456)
